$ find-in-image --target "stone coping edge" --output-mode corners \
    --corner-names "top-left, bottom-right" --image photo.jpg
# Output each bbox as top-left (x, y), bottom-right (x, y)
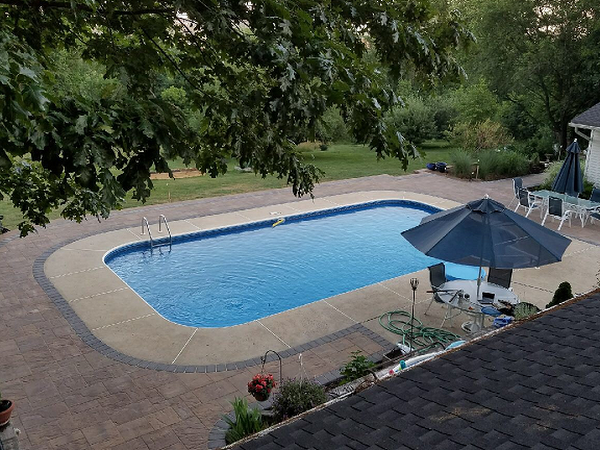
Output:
top-left (34, 243), bottom-right (396, 373)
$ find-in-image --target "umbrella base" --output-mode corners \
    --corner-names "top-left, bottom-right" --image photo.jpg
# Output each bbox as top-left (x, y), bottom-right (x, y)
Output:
top-left (461, 319), bottom-right (483, 334)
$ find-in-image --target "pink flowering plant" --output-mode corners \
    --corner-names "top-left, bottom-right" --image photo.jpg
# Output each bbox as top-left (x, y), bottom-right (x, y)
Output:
top-left (247, 373), bottom-right (276, 397)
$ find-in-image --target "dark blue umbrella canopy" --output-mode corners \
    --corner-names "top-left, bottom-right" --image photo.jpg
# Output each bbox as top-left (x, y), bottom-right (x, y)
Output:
top-left (401, 197), bottom-right (571, 269)
top-left (551, 140), bottom-right (584, 196)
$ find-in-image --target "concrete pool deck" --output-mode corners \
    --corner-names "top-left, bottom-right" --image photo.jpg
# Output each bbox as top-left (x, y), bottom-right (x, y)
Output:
top-left (41, 190), bottom-right (600, 369)
top-left (3, 172), bottom-right (600, 449)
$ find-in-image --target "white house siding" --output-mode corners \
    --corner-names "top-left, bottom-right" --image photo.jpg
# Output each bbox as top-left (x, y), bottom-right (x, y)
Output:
top-left (585, 129), bottom-right (600, 187)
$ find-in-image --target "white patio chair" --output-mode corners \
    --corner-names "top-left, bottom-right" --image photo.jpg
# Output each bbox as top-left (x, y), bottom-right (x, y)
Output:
top-left (588, 208), bottom-right (600, 225)
top-left (514, 188), bottom-right (543, 219)
top-left (507, 177), bottom-right (523, 208)
top-left (541, 196), bottom-right (575, 230)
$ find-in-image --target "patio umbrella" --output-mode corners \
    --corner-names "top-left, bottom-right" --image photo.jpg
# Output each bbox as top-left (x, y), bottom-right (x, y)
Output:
top-left (401, 197), bottom-right (571, 296)
top-left (551, 140), bottom-right (584, 197)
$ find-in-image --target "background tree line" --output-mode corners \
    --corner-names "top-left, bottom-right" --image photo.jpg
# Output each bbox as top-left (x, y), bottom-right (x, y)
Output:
top-left (1, 0), bottom-right (599, 234)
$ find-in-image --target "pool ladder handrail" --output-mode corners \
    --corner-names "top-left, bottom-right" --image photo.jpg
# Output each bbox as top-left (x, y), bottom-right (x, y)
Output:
top-left (158, 214), bottom-right (173, 247)
top-left (141, 216), bottom-right (172, 250)
top-left (141, 217), bottom-right (154, 248)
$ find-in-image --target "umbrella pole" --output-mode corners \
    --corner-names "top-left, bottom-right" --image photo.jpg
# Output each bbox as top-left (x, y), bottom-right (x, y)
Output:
top-left (477, 265), bottom-right (482, 300)
top-left (477, 212), bottom-right (488, 301)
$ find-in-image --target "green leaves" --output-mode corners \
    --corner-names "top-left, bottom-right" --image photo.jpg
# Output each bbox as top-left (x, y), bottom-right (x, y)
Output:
top-left (0, 0), bottom-right (471, 235)
top-left (223, 397), bottom-right (264, 445)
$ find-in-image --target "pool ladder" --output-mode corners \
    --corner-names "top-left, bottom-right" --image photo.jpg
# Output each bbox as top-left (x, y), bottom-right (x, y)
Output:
top-left (141, 215), bottom-right (172, 249)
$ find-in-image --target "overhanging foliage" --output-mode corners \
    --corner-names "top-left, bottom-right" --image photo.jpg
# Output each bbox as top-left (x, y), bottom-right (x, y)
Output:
top-left (0, 0), bottom-right (472, 235)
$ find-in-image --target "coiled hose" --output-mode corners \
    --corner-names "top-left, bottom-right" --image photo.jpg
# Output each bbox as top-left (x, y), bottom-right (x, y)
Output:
top-left (379, 310), bottom-right (460, 351)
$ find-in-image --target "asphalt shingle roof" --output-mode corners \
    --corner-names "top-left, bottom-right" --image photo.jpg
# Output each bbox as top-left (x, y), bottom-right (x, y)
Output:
top-left (236, 293), bottom-right (600, 450)
top-left (571, 102), bottom-right (600, 128)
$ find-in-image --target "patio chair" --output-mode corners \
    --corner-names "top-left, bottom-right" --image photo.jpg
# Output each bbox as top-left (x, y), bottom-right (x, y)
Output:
top-left (507, 177), bottom-right (523, 208)
top-left (541, 196), bottom-right (575, 230)
top-left (487, 268), bottom-right (513, 290)
top-left (424, 263), bottom-right (446, 314)
top-left (588, 185), bottom-right (600, 224)
top-left (424, 263), bottom-right (461, 327)
top-left (514, 188), bottom-right (543, 218)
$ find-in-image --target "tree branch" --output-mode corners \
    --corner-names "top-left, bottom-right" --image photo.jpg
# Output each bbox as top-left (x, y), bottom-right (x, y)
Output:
top-left (139, 27), bottom-right (200, 91)
top-left (0, 0), bottom-right (172, 16)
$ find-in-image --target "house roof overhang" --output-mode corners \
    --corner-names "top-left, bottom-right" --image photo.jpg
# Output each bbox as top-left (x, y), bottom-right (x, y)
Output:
top-left (570, 101), bottom-right (600, 130)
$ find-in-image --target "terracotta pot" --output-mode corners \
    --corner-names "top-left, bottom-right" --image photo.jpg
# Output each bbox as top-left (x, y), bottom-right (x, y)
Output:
top-left (251, 392), bottom-right (269, 402)
top-left (0, 400), bottom-right (14, 426)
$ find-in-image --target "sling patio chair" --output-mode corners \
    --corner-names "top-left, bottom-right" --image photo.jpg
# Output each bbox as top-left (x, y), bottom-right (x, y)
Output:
top-left (507, 177), bottom-right (523, 208)
top-left (514, 188), bottom-right (543, 219)
top-left (487, 268), bottom-right (513, 290)
top-left (541, 196), bottom-right (575, 231)
top-left (424, 263), bottom-right (462, 327)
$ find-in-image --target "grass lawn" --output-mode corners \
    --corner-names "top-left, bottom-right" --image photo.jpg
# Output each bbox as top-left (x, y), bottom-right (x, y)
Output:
top-left (0, 141), bottom-right (456, 230)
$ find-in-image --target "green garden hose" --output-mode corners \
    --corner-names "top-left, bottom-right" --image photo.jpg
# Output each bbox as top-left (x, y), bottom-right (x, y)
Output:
top-left (378, 310), bottom-right (460, 351)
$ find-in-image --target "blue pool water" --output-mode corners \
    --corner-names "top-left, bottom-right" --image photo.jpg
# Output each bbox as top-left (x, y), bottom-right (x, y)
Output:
top-left (105, 201), bottom-right (444, 327)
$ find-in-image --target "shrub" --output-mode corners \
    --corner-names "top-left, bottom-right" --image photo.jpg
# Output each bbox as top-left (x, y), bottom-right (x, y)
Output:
top-left (340, 351), bottom-right (376, 384)
top-left (384, 95), bottom-right (437, 145)
top-left (271, 379), bottom-right (327, 421)
top-left (477, 149), bottom-right (529, 180)
top-left (450, 150), bottom-right (474, 178)
top-left (315, 107), bottom-right (350, 143)
top-left (426, 94), bottom-right (458, 138)
top-left (448, 119), bottom-right (513, 151)
top-left (546, 282), bottom-right (573, 308)
top-left (453, 79), bottom-right (503, 125)
top-left (581, 179), bottom-right (595, 199)
top-left (497, 150), bottom-right (530, 177)
top-left (224, 397), bottom-right (264, 444)
top-left (477, 150), bottom-right (500, 180)
top-left (539, 161), bottom-right (563, 190)
top-left (523, 126), bottom-right (556, 159)
top-left (513, 302), bottom-right (541, 321)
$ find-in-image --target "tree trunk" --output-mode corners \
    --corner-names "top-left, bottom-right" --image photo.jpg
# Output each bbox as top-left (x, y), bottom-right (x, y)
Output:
top-left (559, 120), bottom-right (568, 154)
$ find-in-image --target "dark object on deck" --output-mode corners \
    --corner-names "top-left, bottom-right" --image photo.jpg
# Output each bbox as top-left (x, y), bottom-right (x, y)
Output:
top-left (546, 281), bottom-right (573, 308)
top-left (0, 215), bottom-right (9, 234)
top-left (426, 163), bottom-right (437, 171)
top-left (435, 162), bottom-right (447, 173)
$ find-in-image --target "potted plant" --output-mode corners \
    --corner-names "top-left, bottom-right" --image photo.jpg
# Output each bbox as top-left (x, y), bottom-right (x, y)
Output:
top-left (0, 390), bottom-right (15, 426)
top-left (247, 373), bottom-right (275, 402)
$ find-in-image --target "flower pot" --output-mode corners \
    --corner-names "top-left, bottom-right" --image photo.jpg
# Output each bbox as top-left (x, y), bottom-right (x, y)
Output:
top-left (0, 400), bottom-right (15, 427)
top-left (251, 392), bottom-right (269, 402)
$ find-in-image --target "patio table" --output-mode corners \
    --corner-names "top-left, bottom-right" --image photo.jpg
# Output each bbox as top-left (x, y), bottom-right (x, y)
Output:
top-left (436, 279), bottom-right (519, 333)
top-left (533, 190), bottom-right (600, 227)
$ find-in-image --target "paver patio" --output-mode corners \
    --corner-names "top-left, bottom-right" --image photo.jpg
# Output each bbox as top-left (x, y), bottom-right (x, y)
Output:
top-left (1, 171), bottom-right (599, 449)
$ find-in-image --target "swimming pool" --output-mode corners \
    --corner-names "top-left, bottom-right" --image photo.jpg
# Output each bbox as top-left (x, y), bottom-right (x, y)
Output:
top-left (105, 201), bottom-right (444, 327)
